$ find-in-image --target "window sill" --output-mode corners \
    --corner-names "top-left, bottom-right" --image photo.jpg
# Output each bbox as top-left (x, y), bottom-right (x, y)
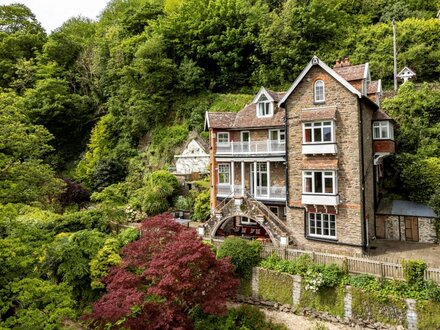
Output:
top-left (306, 235), bottom-right (338, 243)
top-left (313, 101), bottom-right (326, 105)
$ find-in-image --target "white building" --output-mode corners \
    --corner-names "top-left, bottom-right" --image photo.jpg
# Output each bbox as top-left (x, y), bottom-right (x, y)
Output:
top-left (174, 139), bottom-right (209, 175)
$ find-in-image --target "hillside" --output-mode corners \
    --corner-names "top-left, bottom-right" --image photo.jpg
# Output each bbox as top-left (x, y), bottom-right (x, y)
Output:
top-left (0, 0), bottom-right (440, 327)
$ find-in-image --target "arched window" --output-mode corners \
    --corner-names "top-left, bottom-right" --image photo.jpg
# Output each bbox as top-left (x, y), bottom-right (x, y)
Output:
top-left (314, 80), bottom-right (325, 103)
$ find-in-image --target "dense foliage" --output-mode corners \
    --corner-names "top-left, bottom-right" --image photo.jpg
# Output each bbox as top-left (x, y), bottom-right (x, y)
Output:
top-left (88, 213), bottom-right (239, 329)
top-left (1, 0), bottom-right (440, 327)
top-left (217, 237), bottom-right (262, 278)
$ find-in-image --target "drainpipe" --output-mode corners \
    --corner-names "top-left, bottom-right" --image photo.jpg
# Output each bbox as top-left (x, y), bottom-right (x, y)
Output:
top-left (359, 102), bottom-right (368, 250)
top-left (283, 103), bottom-right (290, 206)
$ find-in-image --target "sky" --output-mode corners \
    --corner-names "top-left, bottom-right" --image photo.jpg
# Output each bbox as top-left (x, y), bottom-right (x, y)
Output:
top-left (3, 0), bottom-right (111, 33)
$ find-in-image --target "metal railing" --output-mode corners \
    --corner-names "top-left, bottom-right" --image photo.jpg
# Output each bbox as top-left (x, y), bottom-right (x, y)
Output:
top-left (216, 140), bottom-right (285, 155)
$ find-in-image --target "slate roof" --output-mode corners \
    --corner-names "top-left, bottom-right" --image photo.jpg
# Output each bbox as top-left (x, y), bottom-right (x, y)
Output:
top-left (372, 109), bottom-right (392, 121)
top-left (367, 80), bottom-right (379, 95)
top-left (377, 199), bottom-right (437, 218)
top-left (333, 64), bottom-right (366, 81)
top-left (206, 90), bottom-right (286, 129)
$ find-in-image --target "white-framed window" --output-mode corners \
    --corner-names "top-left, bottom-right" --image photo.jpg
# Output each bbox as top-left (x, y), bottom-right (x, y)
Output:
top-left (308, 212), bottom-right (336, 239)
top-left (303, 121), bottom-right (334, 143)
top-left (373, 121), bottom-right (394, 140)
top-left (303, 171), bottom-right (336, 195)
top-left (217, 132), bottom-right (230, 145)
top-left (218, 163), bottom-right (230, 184)
top-left (314, 80), bottom-right (325, 103)
top-left (269, 129), bottom-right (286, 143)
top-left (241, 217), bottom-right (257, 226)
top-left (257, 94), bottom-right (273, 117)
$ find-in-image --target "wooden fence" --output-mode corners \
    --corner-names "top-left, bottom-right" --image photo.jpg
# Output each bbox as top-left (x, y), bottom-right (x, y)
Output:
top-left (259, 245), bottom-right (440, 284)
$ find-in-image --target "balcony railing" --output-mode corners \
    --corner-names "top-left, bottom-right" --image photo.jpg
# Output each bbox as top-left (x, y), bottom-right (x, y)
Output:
top-left (216, 141), bottom-right (285, 155)
top-left (217, 185), bottom-right (286, 201)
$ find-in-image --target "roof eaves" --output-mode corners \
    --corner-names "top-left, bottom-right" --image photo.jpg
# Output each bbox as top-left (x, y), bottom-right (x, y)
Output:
top-left (363, 62), bottom-right (369, 80)
top-left (279, 56), bottom-right (362, 107)
top-left (252, 87), bottom-right (274, 103)
top-left (204, 112), bottom-right (210, 131)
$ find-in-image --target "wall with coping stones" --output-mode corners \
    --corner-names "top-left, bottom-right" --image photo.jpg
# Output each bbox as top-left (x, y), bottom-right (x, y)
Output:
top-left (245, 267), bottom-right (424, 330)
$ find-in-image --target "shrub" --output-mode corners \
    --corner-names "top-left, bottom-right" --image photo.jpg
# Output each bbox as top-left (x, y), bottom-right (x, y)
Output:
top-left (217, 237), bottom-right (262, 278)
top-left (402, 259), bottom-right (427, 286)
top-left (88, 213), bottom-right (238, 329)
top-left (174, 195), bottom-right (194, 210)
top-left (192, 305), bottom-right (287, 330)
top-left (192, 189), bottom-right (210, 221)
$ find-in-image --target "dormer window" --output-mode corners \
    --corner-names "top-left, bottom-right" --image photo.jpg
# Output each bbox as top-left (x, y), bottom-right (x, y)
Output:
top-left (314, 80), bottom-right (325, 103)
top-left (257, 94), bottom-right (273, 117)
top-left (373, 121), bottom-right (394, 140)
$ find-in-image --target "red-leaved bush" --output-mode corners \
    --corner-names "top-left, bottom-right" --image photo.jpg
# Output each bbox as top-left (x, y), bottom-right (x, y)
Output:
top-left (87, 213), bottom-right (239, 329)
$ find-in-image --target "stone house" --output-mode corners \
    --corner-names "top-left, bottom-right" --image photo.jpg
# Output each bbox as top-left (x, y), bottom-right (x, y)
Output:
top-left (201, 56), bottom-right (437, 252)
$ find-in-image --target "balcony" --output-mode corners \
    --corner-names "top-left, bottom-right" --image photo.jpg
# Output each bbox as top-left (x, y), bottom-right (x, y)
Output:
top-left (217, 185), bottom-right (286, 201)
top-left (301, 194), bottom-right (339, 206)
top-left (216, 141), bottom-right (285, 156)
top-left (302, 143), bottom-right (337, 155)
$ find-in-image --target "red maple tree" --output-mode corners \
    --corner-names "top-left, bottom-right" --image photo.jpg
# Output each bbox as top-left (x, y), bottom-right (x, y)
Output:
top-left (88, 213), bottom-right (239, 329)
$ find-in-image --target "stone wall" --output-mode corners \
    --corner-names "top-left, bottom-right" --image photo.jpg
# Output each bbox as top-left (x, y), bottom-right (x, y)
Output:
top-left (285, 65), bottom-right (367, 252)
top-left (242, 267), bottom-right (423, 330)
top-left (384, 216), bottom-right (400, 240)
top-left (418, 217), bottom-right (437, 243)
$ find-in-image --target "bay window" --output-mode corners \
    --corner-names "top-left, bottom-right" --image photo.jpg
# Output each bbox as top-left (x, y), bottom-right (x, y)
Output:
top-left (303, 121), bottom-right (334, 143)
top-left (373, 121), bottom-right (394, 140)
top-left (303, 171), bottom-right (336, 194)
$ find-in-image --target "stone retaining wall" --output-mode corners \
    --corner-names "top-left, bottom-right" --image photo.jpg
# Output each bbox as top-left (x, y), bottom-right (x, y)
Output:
top-left (247, 267), bottom-right (422, 330)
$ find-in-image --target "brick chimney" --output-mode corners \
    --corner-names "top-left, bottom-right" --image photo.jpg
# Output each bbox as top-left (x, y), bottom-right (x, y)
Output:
top-left (341, 57), bottom-right (352, 67)
top-left (333, 58), bottom-right (342, 68)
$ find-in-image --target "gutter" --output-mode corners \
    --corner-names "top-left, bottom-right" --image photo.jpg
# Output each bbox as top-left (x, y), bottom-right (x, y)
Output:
top-left (283, 103), bottom-right (290, 206)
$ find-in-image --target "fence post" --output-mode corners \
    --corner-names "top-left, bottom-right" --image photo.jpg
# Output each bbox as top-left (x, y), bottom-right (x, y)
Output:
top-left (283, 248), bottom-right (288, 260)
top-left (311, 251), bottom-right (316, 263)
top-left (380, 262), bottom-right (385, 279)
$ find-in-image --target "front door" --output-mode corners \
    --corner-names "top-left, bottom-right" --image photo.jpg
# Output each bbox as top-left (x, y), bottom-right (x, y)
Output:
top-left (405, 216), bottom-right (419, 242)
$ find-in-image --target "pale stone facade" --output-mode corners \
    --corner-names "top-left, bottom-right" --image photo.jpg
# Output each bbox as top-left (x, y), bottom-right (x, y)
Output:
top-left (175, 139), bottom-right (209, 174)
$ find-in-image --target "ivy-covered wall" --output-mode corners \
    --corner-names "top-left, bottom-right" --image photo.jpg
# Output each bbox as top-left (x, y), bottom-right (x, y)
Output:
top-left (416, 301), bottom-right (440, 330)
top-left (258, 268), bottom-right (292, 305)
top-left (299, 285), bottom-right (345, 317)
top-left (351, 287), bottom-right (407, 327)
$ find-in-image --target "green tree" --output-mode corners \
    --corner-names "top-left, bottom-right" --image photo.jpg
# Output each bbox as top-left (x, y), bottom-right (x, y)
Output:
top-left (21, 78), bottom-right (94, 166)
top-left (0, 4), bottom-right (46, 90)
top-left (0, 92), bottom-right (64, 204)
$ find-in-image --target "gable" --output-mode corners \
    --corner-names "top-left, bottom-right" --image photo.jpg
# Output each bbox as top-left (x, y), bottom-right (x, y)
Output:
top-left (279, 56), bottom-right (362, 107)
top-left (180, 140), bottom-right (208, 156)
